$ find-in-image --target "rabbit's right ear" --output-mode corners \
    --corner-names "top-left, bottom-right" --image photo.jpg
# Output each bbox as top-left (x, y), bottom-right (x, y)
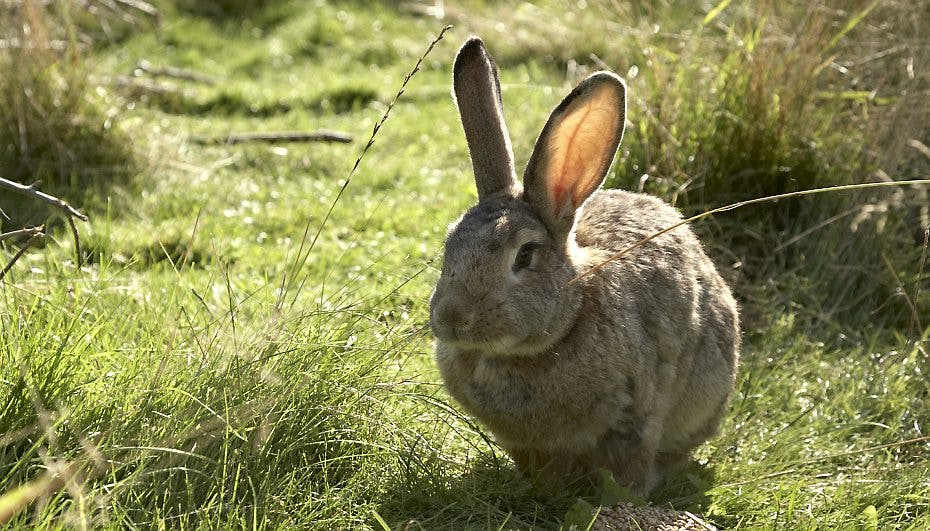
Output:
top-left (453, 37), bottom-right (519, 199)
top-left (524, 72), bottom-right (627, 237)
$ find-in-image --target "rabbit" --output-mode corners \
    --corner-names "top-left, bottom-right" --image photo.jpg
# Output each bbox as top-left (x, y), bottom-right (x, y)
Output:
top-left (429, 37), bottom-right (740, 496)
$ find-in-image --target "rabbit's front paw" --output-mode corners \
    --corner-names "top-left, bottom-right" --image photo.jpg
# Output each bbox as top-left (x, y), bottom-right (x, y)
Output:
top-left (509, 447), bottom-right (584, 485)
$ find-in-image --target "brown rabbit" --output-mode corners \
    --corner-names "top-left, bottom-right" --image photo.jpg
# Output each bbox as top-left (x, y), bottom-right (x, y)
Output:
top-left (429, 37), bottom-right (740, 495)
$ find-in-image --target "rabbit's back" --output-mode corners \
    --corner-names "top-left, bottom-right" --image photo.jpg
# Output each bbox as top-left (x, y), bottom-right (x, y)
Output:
top-left (576, 190), bottom-right (694, 253)
top-left (576, 189), bottom-right (740, 455)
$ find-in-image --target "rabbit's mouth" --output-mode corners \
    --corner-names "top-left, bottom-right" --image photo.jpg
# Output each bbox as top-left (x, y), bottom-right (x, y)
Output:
top-left (434, 326), bottom-right (521, 352)
top-left (434, 329), bottom-right (558, 357)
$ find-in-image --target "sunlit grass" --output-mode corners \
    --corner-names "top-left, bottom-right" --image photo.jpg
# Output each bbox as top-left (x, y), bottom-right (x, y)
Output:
top-left (2, 0), bottom-right (929, 528)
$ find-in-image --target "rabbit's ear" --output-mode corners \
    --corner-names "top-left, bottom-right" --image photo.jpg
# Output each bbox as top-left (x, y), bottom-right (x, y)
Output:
top-left (524, 72), bottom-right (626, 235)
top-left (453, 37), bottom-right (519, 199)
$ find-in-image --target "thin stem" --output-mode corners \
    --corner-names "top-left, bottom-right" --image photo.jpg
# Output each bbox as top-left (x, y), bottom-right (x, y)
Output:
top-left (569, 179), bottom-right (930, 284)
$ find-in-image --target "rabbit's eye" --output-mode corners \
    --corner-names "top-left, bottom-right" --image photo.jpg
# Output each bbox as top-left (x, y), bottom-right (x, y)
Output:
top-left (512, 243), bottom-right (539, 272)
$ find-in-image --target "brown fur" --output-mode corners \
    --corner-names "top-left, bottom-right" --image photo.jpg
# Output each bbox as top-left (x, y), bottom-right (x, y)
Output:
top-left (430, 37), bottom-right (740, 495)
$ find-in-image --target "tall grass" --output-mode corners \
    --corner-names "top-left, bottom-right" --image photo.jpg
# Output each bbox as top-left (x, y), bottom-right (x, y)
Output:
top-left (0, 259), bottom-right (422, 527)
top-left (0, 0), bottom-right (136, 201)
top-left (1, 19), bottom-right (464, 528)
top-left (630, 0), bottom-right (930, 332)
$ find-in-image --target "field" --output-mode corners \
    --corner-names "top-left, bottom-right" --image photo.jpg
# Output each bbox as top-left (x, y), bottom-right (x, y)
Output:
top-left (2, 0), bottom-right (930, 528)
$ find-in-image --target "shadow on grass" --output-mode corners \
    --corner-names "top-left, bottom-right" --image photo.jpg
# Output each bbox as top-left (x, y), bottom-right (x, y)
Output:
top-left (652, 460), bottom-right (719, 513)
top-left (374, 448), bottom-right (721, 529)
top-left (374, 452), bottom-right (575, 529)
top-left (169, 0), bottom-right (298, 27)
top-left (134, 83), bottom-right (379, 117)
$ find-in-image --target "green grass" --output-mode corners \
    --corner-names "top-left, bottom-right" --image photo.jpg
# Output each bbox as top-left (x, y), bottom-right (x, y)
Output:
top-left (2, 0), bottom-right (930, 528)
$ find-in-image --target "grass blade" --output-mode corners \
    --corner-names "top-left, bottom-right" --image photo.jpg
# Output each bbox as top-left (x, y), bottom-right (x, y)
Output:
top-left (827, 0), bottom-right (881, 51)
top-left (703, 0), bottom-right (733, 26)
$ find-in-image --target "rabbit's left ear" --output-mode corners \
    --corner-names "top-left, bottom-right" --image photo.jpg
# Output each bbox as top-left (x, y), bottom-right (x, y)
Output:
top-left (453, 37), bottom-right (519, 200)
top-left (524, 72), bottom-right (626, 236)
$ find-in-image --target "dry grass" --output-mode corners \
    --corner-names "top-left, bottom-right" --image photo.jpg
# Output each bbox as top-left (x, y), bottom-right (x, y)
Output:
top-left (0, 0), bottom-right (137, 199)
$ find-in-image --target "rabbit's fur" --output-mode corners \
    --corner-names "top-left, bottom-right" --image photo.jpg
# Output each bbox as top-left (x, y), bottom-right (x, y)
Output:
top-left (430, 37), bottom-right (740, 495)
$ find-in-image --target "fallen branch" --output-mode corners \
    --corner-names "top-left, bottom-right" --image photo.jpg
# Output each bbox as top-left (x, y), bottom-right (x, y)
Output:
top-left (0, 177), bottom-right (88, 269)
top-left (190, 130), bottom-right (353, 145)
top-left (0, 178), bottom-right (88, 222)
top-left (0, 38), bottom-right (88, 51)
top-left (0, 226), bottom-right (44, 243)
top-left (108, 75), bottom-right (189, 97)
top-left (135, 59), bottom-right (218, 85)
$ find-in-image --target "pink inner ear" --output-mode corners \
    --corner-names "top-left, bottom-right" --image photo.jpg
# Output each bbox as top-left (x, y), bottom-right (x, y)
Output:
top-left (550, 179), bottom-right (568, 213)
top-left (548, 107), bottom-right (594, 213)
top-left (544, 84), bottom-right (621, 219)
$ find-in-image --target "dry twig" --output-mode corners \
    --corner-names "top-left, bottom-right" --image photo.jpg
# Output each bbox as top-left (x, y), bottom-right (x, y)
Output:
top-left (0, 177), bottom-right (88, 271)
top-left (190, 130), bottom-right (353, 145)
top-left (0, 226), bottom-right (44, 243)
top-left (108, 75), bottom-right (188, 97)
top-left (135, 59), bottom-right (217, 84)
top-left (282, 24), bottom-right (453, 307)
top-left (0, 178), bottom-right (88, 222)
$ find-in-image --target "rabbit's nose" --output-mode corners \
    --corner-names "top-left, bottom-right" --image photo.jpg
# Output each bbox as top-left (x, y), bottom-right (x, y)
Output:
top-left (433, 299), bottom-right (467, 329)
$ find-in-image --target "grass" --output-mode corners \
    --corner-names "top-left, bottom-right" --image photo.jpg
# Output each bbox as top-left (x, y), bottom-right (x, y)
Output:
top-left (2, 0), bottom-right (930, 528)
top-left (0, 0), bottom-right (139, 224)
